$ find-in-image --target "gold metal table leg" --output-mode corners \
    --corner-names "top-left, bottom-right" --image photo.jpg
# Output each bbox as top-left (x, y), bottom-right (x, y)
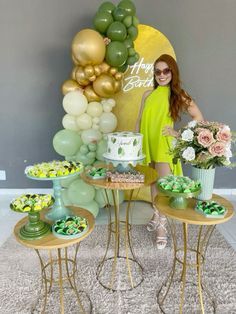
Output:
top-left (96, 188), bottom-right (144, 291)
top-left (157, 221), bottom-right (217, 313)
top-left (33, 246), bottom-right (92, 313)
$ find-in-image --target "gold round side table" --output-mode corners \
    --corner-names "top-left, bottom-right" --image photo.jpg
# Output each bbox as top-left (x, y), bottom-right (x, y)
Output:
top-left (82, 164), bottom-right (158, 291)
top-left (14, 206), bottom-right (95, 314)
top-left (155, 194), bottom-right (234, 314)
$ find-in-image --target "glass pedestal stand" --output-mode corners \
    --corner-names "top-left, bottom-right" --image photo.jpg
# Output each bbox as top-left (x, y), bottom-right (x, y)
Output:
top-left (19, 211), bottom-right (51, 240)
top-left (26, 171), bottom-right (82, 221)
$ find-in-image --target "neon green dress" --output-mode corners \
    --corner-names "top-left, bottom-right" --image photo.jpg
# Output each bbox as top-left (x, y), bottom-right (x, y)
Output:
top-left (140, 85), bottom-right (182, 175)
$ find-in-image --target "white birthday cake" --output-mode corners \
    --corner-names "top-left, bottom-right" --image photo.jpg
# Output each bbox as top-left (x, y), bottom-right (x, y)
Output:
top-left (104, 132), bottom-right (144, 161)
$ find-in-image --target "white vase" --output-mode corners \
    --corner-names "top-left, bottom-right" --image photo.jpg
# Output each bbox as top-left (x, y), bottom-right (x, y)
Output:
top-left (191, 167), bottom-right (216, 200)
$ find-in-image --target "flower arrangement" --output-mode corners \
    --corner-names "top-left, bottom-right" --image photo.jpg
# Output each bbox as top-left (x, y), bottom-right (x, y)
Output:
top-left (172, 120), bottom-right (235, 169)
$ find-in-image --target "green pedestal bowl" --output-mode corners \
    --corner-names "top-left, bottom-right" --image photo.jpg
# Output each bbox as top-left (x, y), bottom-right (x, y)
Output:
top-left (157, 183), bottom-right (201, 209)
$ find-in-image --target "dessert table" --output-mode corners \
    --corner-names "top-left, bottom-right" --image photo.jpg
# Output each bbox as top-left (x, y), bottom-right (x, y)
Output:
top-left (14, 206), bottom-right (95, 314)
top-left (81, 164), bottom-right (158, 291)
top-left (155, 194), bottom-right (234, 314)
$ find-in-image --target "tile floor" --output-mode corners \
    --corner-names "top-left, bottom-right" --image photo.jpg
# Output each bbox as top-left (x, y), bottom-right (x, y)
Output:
top-left (0, 191), bottom-right (235, 251)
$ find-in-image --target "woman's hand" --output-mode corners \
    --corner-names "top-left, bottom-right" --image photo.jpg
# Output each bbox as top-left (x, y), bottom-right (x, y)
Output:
top-left (162, 126), bottom-right (179, 137)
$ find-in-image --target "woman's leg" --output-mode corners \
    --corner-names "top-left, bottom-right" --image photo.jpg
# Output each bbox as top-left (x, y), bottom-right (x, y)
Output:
top-left (146, 162), bottom-right (160, 231)
top-left (154, 162), bottom-right (172, 249)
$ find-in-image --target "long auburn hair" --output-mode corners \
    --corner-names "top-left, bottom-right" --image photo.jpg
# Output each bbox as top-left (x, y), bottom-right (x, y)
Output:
top-left (154, 54), bottom-right (192, 121)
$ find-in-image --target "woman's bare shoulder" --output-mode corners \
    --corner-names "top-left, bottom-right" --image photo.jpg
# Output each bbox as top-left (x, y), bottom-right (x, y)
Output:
top-left (142, 89), bottom-right (152, 99)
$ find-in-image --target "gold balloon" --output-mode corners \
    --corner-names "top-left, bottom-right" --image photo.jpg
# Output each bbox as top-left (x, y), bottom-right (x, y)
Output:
top-left (115, 72), bottom-right (123, 81)
top-left (61, 79), bottom-right (83, 95)
top-left (72, 29), bottom-right (106, 66)
top-left (114, 80), bottom-right (122, 93)
top-left (84, 85), bottom-right (101, 102)
top-left (84, 65), bottom-right (95, 78)
top-left (109, 67), bottom-right (118, 76)
top-left (93, 74), bottom-right (116, 98)
top-left (88, 75), bottom-right (97, 82)
top-left (94, 65), bottom-right (101, 76)
top-left (75, 67), bottom-right (90, 86)
top-left (71, 66), bottom-right (78, 80)
top-left (99, 62), bottom-right (110, 73)
top-left (71, 53), bottom-right (79, 65)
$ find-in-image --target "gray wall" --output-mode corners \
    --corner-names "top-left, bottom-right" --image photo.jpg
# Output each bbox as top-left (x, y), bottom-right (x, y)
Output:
top-left (0, 0), bottom-right (235, 188)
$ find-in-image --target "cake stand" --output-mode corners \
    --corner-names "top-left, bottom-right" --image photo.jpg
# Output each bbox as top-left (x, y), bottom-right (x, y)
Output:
top-left (157, 183), bottom-right (201, 209)
top-left (26, 171), bottom-right (82, 221)
top-left (10, 194), bottom-right (54, 240)
top-left (103, 154), bottom-right (145, 173)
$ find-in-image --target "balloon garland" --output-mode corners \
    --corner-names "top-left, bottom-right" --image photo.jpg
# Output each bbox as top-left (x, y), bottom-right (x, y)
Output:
top-left (53, 0), bottom-right (139, 216)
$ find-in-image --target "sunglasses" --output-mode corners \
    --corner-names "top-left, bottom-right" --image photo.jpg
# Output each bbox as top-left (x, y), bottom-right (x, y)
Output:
top-left (154, 68), bottom-right (171, 76)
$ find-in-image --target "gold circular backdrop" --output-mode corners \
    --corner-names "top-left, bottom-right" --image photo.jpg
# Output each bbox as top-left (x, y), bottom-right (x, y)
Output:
top-left (113, 24), bottom-right (176, 202)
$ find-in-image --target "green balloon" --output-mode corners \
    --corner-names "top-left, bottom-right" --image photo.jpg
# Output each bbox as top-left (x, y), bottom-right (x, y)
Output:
top-left (95, 189), bottom-right (107, 208)
top-left (126, 52), bottom-right (139, 65)
top-left (127, 25), bottom-right (138, 40)
top-left (118, 62), bottom-right (128, 73)
top-left (132, 15), bottom-right (139, 27)
top-left (80, 144), bottom-right (89, 154)
top-left (60, 175), bottom-right (79, 188)
top-left (112, 7), bottom-right (127, 21)
top-left (76, 151), bottom-right (94, 166)
top-left (77, 200), bottom-right (99, 217)
top-left (123, 37), bottom-right (134, 49)
top-left (96, 139), bottom-right (108, 161)
top-left (98, 1), bottom-right (116, 14)
top-left (118, 0), bottom-right (136, 16)
top-left (107, 21), bottom-right (127, 41)
top-left (123, 15), bottom-right (132, 28)
top-left (88, 143), bottom-right (97, 152)
top-left (128, 47), bottom-right (136, 56)
top-left (61, 189), bottom-right (70, 206)
top-left (105, 41), bottom-right (128, 67)
top-left (67, 179), bottom-right (95, 204)
top-left (93, 11), bottom-right (113, 34)
top-left (53, 129), bottom-right (82, 157)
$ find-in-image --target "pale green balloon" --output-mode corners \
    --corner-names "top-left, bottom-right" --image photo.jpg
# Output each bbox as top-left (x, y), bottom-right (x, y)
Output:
top-left (61, 189), bottom-right (70, 206)
top-left (67, 179), bottom-right (95, 204)
top-left (96, 139), bottom-right (108, 161)
top-left (60, 174), bottom-right (80, 188)
top-left (106, 190), bottom-right (124, 205)
top-left (95, 188), bottom-right (107, 208)
top-left (76, 151), bottom-right (95, 166)
top-left (53, 129), bottom-right (82, 156)
top-left (77, 200), bottom-right (99, 217)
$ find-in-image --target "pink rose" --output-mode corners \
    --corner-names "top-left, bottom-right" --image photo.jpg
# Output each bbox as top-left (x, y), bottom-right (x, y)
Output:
top-left (197, 130), bottom-right (215, 147)
top-left (216, 129), bottom-right (231, 142)
top-left (208, 142), bottom-right (226, 157)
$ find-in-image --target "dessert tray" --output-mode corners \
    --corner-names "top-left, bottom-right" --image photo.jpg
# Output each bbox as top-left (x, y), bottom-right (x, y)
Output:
top-left (195, 200), bottom-right (227, 218)
top-left (157, 175), bottom-right (201, 209)
top-left (52, 216), bottom-right (89, 239)
top-left (86, 167), bottom-right (107, 180)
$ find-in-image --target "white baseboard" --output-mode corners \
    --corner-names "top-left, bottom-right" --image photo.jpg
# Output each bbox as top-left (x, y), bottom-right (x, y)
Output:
top-left (0, 188), bottom-right (236, 195)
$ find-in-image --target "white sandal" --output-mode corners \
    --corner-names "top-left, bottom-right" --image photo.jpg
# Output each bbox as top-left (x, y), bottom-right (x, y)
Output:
top-left (146, 204), bottom-right (159, 232)
top-left (156, 216), bottom-right (168, 250)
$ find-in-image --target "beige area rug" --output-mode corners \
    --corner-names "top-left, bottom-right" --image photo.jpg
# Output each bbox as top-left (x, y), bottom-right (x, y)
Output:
top-left (0, 225), bottom-right (236, 314)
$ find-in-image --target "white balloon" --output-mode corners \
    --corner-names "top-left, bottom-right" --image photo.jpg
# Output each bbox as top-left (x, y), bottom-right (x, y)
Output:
top-left (92, 117), bottom-right (100, 123)
top-left (87, 101), bottom-right (103, 117)
top-left (76, 113), bottom-right (92, 130)
top-left (62, 114), bottom-right (79, 131)
top-left (63, 91), bottom-right (88, 115)
top-left (102, 103), bottom-right (113, 113)
top-left (92, 124), bottom-right (100, 130)
top-left (107, 98), bottom-right (116, 107)
top-left (99, 112), bottom-right (117, 133)
top-left (81, 128), bottom-right (102, 144)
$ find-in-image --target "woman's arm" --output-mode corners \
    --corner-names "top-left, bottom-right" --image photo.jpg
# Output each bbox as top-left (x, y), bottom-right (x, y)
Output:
top-left (135, 90), bottom-right (152, 132)
top-left (186, 100), bottom-right (204, 121)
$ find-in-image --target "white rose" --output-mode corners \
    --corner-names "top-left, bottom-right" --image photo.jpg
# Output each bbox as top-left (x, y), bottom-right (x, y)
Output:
top-left (182, 147), bottom-right (196, 161)
top-left (181, 129), bottom-right (194, 142)
top-left (225, 148), bottom-right (232, 158)
top-left (188, 120), bottom-right (197, 128)
top-left (172, 138), bottom-right (177, 148)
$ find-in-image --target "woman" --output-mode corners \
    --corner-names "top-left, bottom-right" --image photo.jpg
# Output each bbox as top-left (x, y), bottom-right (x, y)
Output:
top-left (135, 54), bottom-right (204, 249)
